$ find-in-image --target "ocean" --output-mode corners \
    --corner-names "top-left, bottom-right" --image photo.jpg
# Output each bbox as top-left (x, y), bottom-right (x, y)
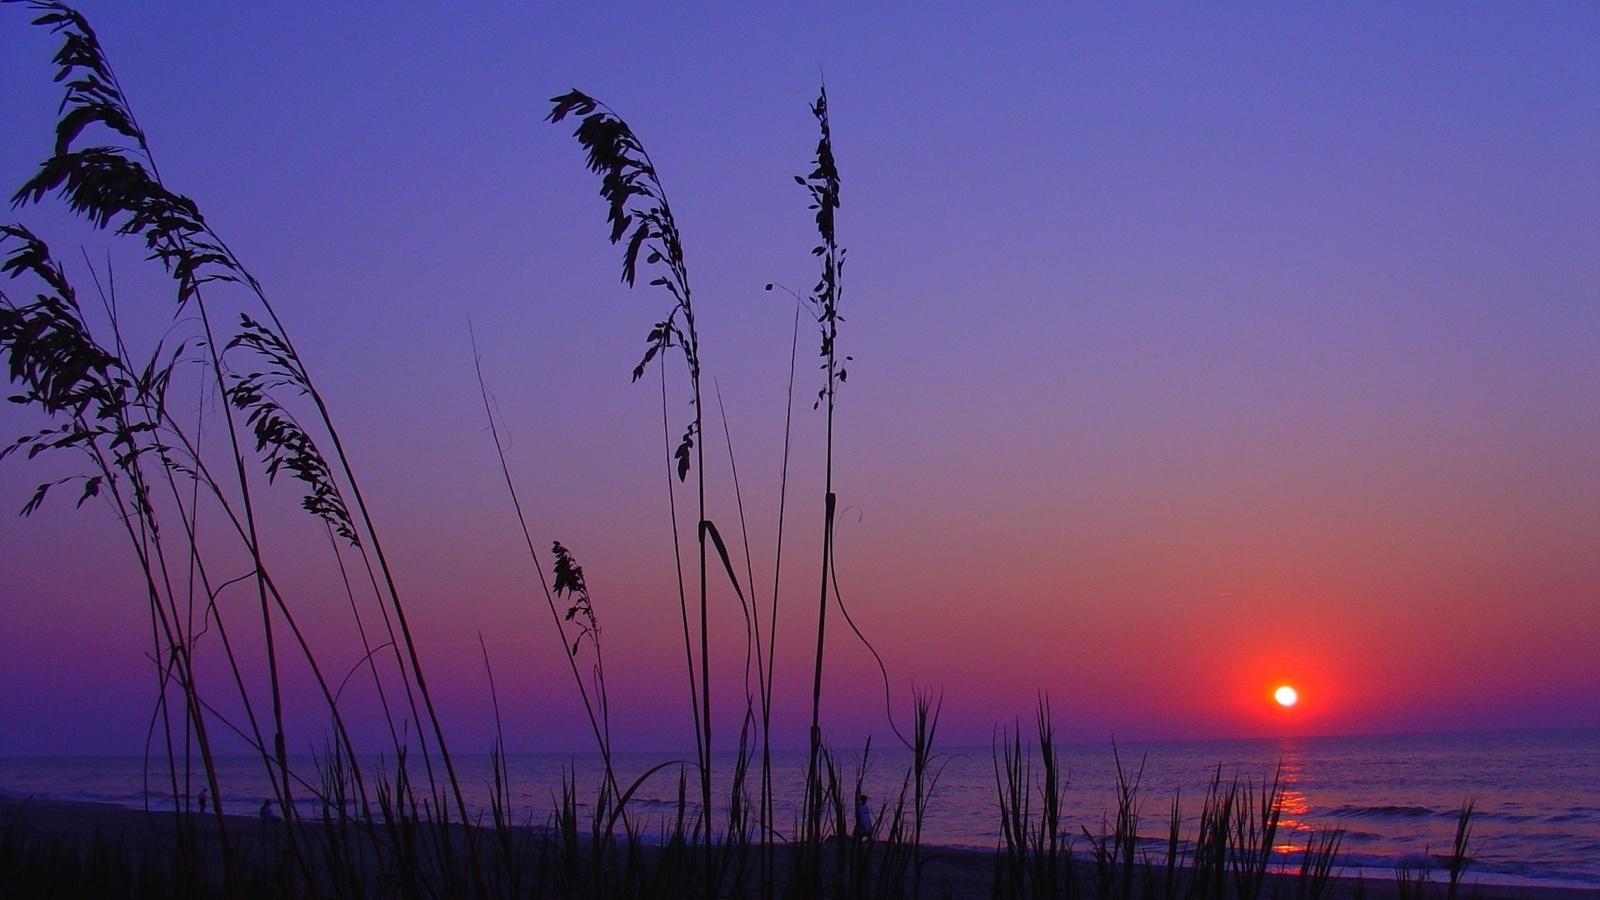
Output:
top-left (3, 728), bottom-right (1595, 890)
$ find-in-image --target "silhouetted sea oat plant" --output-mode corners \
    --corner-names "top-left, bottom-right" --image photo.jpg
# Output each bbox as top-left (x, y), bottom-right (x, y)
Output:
top-left (549, 88), bottom-right (726, 887)
top-left (4, 1), bottom-right (483, 890)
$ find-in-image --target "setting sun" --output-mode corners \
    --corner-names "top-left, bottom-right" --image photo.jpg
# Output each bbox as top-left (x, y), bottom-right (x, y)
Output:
top-left (1274, 686), bottom-right (1299, 707)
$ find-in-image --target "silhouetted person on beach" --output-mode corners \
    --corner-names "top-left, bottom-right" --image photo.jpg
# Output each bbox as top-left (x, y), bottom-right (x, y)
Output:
top-left (198, 789), bottom-right (208, 815)
top-left (854, 793), bottom-right (872, 842)
top-left (260, 799), bottom-right (279, 824)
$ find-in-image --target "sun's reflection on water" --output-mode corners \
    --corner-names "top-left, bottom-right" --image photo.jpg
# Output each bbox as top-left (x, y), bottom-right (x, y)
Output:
top-left (1272, 741), bottom-right (1314, 855)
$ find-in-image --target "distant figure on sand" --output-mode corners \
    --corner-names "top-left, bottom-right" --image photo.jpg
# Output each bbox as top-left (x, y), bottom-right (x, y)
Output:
top-left (198, 788), bottom-right (208, 815)
top-left (260, 799), bottom-right (279, 824)
top-left (855, 793), bottom-right (872, 842)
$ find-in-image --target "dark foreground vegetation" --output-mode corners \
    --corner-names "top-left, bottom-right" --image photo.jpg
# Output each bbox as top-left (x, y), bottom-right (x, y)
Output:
top-left (0, 3), bottom-right (1493, 898)
top-left (2, 788), bottom-right (1489, 900)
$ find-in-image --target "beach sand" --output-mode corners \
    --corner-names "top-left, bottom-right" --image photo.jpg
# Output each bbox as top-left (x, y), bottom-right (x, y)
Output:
top-left (1, 796), bottom-right (1593, 898)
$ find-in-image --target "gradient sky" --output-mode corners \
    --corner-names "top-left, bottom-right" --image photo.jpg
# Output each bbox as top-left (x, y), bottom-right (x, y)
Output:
top-left (1, 3), bottom-right (1596, 756)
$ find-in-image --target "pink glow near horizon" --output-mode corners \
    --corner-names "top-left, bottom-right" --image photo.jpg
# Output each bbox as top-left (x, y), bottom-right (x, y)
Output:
top-left (1, 3), bottom-right (1597, 757)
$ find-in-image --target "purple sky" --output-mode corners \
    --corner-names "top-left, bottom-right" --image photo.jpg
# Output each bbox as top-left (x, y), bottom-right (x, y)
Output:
top-left (1, 3), bottom-right (1597, 756)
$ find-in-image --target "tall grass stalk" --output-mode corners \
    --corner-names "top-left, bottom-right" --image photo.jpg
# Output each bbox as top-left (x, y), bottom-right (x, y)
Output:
top-left (1444, 799), bottom-right (1475, 900)
top-left (471, 328), bottom-right (626, 818)
top-left (796, 85), bottom-right (849, 891)
top-left (548, 91), bottom-right (721, 888)
top-left (907, 689), bottom-right (944, 900)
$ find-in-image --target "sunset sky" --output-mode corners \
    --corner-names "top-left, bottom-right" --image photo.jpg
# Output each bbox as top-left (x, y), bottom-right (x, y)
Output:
top-left (1, 3), bottom-right (1596, 757)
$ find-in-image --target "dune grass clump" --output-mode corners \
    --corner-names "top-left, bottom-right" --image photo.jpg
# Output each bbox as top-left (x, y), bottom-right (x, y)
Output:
top-left (2, 0), bottom-right (481, 891)
top-left (544, 78), bottom-right (892, 900)
top-left (988, 701), bottom-right (1398, 900)
top-left (994, 698), bottom-right (1075, 900)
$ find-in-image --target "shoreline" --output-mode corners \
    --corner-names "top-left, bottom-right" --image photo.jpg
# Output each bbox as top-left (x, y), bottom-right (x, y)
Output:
top-left (3, 796), bottom-right (1596, 898)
